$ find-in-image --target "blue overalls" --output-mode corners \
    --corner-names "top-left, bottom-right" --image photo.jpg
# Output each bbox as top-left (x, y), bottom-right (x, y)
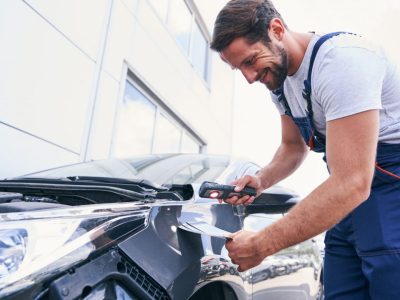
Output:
top-left (274, 32), bottom-right (400, 299)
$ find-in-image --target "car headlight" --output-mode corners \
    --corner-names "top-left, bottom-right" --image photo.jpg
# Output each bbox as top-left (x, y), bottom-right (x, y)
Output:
top-left (0, 203), bottom-right (150, 298)
top-left (0, 229), bottom-right (27, 277)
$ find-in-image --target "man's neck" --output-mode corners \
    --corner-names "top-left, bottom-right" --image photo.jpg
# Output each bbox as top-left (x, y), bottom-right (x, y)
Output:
top-left (286, 31), bottom-right (314, 76)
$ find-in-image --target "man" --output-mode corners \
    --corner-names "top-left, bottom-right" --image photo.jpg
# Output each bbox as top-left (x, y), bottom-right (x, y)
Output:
top-left (211, 0), bottom-right (400, 299)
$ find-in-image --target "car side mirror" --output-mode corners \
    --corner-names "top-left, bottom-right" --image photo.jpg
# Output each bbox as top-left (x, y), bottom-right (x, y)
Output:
top-left (244, 188), bottom-right (300, 215)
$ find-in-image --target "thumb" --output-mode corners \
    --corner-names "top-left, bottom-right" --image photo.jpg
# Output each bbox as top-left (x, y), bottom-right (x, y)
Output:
top-left (229, 179), bottom-right (242, 191)
top-left (228, 230), bottom-right (241, 240)
top-left (234, 186), bottom-right (242, 192)
top-left (234, 182), bottom-right (244, 192)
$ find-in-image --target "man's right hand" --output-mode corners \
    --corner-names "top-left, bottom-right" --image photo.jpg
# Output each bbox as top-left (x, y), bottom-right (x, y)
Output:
top-left (221, 175), bottom-right (263, 206)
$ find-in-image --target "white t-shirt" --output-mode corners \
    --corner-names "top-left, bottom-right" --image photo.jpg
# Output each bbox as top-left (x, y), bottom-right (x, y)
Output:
top-left (271, 33), bottom-right (400, 143)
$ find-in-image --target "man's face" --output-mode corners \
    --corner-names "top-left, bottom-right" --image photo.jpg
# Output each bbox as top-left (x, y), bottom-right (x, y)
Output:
top-left (220, 36), bottom-right (288, 91)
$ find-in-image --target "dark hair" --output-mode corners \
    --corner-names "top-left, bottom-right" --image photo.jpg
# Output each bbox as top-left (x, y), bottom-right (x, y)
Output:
top-left (210, 0), bottom-right (287, 52)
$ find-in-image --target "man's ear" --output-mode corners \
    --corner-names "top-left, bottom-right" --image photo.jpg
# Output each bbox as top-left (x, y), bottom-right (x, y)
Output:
top-left (268, 18), bottom-right (285, 41)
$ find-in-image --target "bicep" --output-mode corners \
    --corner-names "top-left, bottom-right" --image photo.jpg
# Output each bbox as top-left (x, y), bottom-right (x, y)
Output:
top-left (281, 115), bottom-right (307, 150)
top-left (326, 109), bottom-right (379, 181)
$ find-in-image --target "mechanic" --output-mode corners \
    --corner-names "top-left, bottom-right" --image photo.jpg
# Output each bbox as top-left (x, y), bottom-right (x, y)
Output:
top-left (210, 0), bottom-right (400, 299)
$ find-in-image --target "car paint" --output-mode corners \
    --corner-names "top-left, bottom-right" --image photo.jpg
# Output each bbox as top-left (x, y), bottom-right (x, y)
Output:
top-left (0, 154), bottom-right (323, 300)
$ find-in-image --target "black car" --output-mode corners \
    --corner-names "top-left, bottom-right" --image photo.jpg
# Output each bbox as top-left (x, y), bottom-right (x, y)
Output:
top-left (0, 154), bottom-right (324, 300)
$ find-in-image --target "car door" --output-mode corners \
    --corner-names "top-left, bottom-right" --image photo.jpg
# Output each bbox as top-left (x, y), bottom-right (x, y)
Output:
top-left (243, 213), bottom-right (322, 300)
top-left (239, 163), bottom-right (322, 300)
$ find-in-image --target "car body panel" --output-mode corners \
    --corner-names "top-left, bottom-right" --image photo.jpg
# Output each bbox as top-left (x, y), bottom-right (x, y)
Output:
top-left (0, 154), bottom-right (323, 300)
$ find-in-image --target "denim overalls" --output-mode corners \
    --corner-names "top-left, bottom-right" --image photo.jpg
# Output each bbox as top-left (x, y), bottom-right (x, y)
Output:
top-left (274, 32), bottom-right (400, 299)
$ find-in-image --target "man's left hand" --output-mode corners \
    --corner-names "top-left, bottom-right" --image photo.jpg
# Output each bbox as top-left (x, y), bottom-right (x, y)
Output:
top-left (226, 230), bottom-right (266, 272)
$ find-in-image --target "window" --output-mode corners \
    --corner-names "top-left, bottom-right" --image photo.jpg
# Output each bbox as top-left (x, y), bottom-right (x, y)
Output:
top-left (113, 81), bottom-right (156, 158)
top-left (113, 77), bottom-right (204, 158)
top-left (153, 113), bottom-right (181, 153)
top-left (164, 156), bottom-right (231, 184)
top-left (168, 0), bottom-right (192, 55)
top-left (190, 21), bottom-right (208, 80)
top-left (242, 163), bottom-right (262, 177)
top-left (148, 0), bottom-right (210, 83)
top-left (244, 213), bottom-right (281, 232)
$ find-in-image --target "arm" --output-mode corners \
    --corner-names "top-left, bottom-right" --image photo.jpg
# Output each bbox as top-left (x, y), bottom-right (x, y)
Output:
top-left (227, 109), bottom-right (379, 271)
top-left (257, 114), bottom-right (309, 189)
top-left (225, 115), bottom-right (308, 205)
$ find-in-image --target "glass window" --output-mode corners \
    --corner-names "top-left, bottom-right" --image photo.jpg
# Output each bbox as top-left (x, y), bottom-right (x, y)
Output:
top-left (168, 0), bottom-right (192, 55)
top-left (191, 21), bottom-right (208, 80)
top-left (244, 214), bottom-right (282, 232)
top-left (113, 78), bottom-right (203, 158)
top-left (148, 0), bottom-right (169, 22)
top-left (165, 157), bottom-right (230, 184)
top-left (167, 166), bottom-right (192, 184)
top-left (242, 163), bottom-right (262, 177)
top-left (153, 113), bottom-right (181, 153)
top-left (114, 82), bottom-right (156, 158)
top-left (149, 0), bottom-right (211, 83)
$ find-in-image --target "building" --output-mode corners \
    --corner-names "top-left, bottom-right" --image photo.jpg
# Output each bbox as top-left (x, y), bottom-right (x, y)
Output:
top-left (0, 0), bottom-right (235, 178)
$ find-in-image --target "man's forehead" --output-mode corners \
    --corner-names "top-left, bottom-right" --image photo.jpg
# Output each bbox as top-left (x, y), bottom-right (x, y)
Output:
top-left (219, 37), bottom-right (253, 68)
top-left (219, 52), bottom-right (235, 69)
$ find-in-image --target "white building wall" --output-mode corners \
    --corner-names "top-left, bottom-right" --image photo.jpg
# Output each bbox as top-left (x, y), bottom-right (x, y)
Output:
top-left (0, 0), bottom-right (234, 178)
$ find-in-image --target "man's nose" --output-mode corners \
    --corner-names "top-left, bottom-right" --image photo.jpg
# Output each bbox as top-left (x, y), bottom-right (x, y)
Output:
top-left (241, 68), bottom-right (258, 84)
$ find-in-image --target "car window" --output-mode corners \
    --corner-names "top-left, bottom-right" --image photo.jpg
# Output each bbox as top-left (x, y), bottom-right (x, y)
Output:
top-left (165, 158), bottom-right (230, 184)
top-left (241, 163), bottom-right (261, 177)
top-left (24, 155), bottom-right (231, 185)
top-left (243, 213), bottom-right (281, 232)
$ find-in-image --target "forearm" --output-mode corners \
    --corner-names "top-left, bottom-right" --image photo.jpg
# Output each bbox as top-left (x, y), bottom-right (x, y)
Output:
top-left (257, 110), bottom-right (379, 255)
top-left (257, 142), bottom-right (308, 189)
top-left (257, 173), bottom-right (371, 256)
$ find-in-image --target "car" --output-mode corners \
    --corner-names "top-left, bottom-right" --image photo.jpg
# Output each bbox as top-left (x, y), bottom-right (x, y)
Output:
top-left (249, 257), bottom-right (290, 284)
top-left (0, 153), bottom-right (324, 300)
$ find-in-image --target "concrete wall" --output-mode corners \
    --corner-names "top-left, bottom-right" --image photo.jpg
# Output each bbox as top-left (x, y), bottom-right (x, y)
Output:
top-left (0, 0), bottom-right (234, 178)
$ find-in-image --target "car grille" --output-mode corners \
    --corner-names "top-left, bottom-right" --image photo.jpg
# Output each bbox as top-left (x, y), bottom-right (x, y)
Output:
top-left (119, 252), bottom-right (171, 300)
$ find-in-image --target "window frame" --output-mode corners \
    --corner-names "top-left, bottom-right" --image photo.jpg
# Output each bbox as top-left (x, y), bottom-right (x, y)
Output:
top-left (110, 69), bottom-right (206, 158)
top-left (147, 0), bottom-right (211, 85)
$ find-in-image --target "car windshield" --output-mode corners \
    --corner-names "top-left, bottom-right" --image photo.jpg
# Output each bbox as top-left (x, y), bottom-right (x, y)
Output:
top-left (24, 154), bottom-right (231, 185)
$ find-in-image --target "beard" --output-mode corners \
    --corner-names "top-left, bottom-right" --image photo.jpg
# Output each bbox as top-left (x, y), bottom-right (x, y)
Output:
top-left (262, 43), bottom-right (289, 91)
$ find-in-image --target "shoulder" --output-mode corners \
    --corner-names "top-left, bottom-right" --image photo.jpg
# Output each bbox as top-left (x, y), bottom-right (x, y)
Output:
top-left (314, 33), bottom-right (388, 72)
top-left (311, 33), bottom-right (389, 94)
top-left (309, 33), bottom-right (387, 121)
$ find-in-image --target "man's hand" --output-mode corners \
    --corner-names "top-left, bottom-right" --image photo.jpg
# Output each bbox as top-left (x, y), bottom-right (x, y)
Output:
top-left (220, 175), bottom-right (263, 205)
top-left (226, 230), bottom-right (265, 272)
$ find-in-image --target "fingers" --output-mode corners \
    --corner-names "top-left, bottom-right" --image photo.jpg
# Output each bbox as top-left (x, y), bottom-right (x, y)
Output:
top-left (223, 195), bottom-right (255, 206)
top-left (230, 175), bottom-right (254, 192)
top-left (225, 231), bottom-right (261, 272)
top-left (243, 196), bottom-right (255, 206)
top-left (237, 265), bottom-right (249, 272)
top-left (228, 255), bottom-right (256, 272)
top-left (228, 256), bottom-right (252, 272)
top-left (225, 238), bottom-right (244, 272)
top-left (216, 175), bottom-right (259, 206)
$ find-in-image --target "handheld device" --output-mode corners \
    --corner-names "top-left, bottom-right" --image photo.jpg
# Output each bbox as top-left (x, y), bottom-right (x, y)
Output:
top-left (199, 181), bottom-right (256, 200)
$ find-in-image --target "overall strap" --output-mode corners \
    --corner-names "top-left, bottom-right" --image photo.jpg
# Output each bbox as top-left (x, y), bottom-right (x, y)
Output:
top-left (273, 32), bottom-right (352, 153)
top-left (274, 32), bottom-right (349, 118)
top-left (272, 86), bottom-right (292, 116)
top-left (302, 32), bottom-right (351, 119)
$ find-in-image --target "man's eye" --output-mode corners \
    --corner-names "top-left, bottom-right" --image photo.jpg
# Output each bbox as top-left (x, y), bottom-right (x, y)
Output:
top-left (244, 57), bottom-right (255, 66)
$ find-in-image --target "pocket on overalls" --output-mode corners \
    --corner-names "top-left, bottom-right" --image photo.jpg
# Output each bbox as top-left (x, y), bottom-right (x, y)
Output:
top-left (373, 143), bottom-right (400, 186)
top-left (373, 163), bottom-right (400, 187)
top-left (352, 162), bottom-right (400, 254)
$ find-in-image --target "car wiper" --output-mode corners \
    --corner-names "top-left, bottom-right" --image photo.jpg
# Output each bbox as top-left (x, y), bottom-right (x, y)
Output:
top-left (0, 177), bottom-right (193, 205)
top-left (64, 176), bottom-right (194, 201)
